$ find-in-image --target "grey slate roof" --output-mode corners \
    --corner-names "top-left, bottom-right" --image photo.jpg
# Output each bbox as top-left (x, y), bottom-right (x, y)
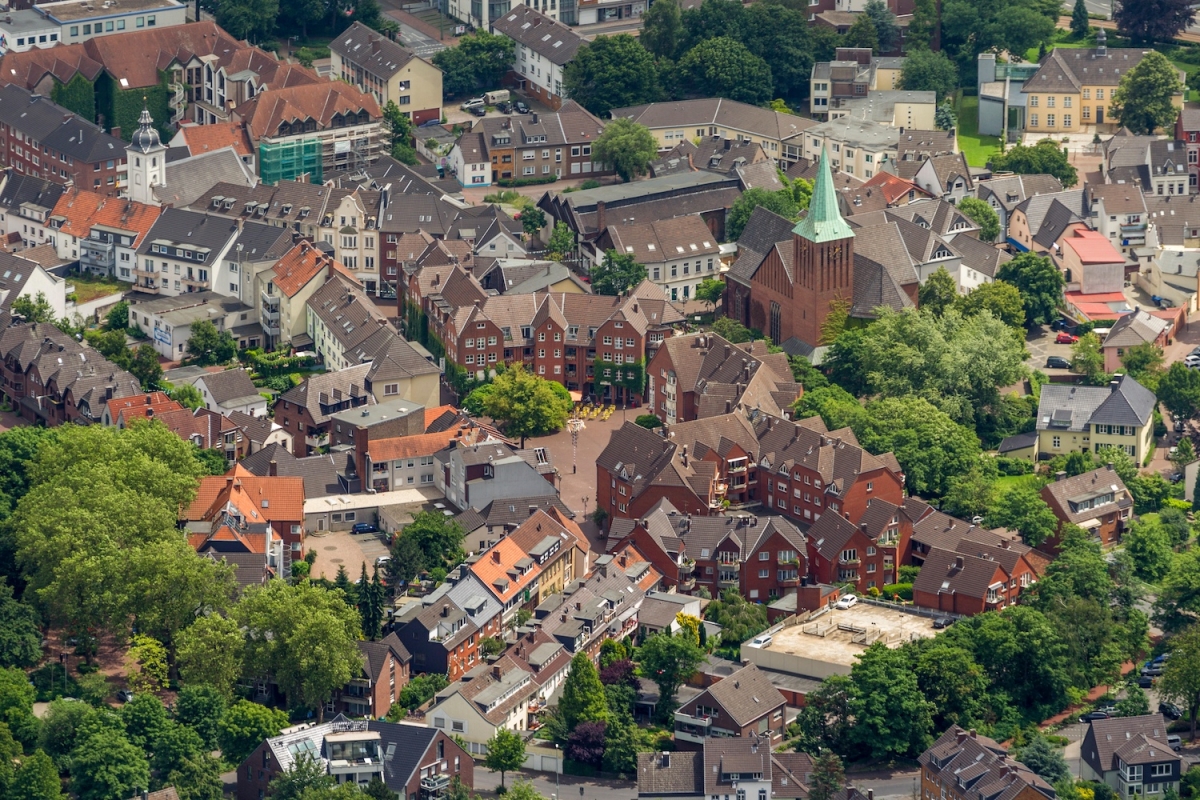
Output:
top-left (0, 84), bottom-right (124, 163)
top-left (197, 368), bottom-right (261, 406)
top-left (490, 5), bottom-right (584, 65)
top-left (698, 663), bottom-right (786, 727)
top-left (1103, 309), bottom-right (1169, 349)
top-left (1082, 714), bottom-right (1174, 775)
top-left (240, 443), bottom-right (347, 498)
top-left (331, 21), bottom-right (421, 78)
top-left (0, 171), bottom-right (65, 216)
top-left (1037, 374), bottom-right (1155, 432)
top-left (156, 147), bottom-right (257, 207)
top-left (137, 207), bottom-right (241, 256)
top-left (952, 234), bottom-right (1011, 279)
top-left (276, 363), bottom-right (375, 425)
top-left (726, 206), bottom-right (802, 284)
top-left (977, 174), bottom-right (1065, 213)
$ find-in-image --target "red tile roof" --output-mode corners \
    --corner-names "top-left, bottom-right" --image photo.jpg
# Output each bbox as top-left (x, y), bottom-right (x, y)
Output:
top-left (469, 536), bottom-right (542, 604)
top-left (49, 186), bottom-right (161, 245)
top-left (235, 82), bottom-right (383, 140)
top-left (105, 391), bottom-right (179, 424)
top-left (177, 122), bottom-right (254, 158)
top-left (1063, 229), bottom-right (1125, 264)
top-left (185, 464), bottom-right (305, 524)
top-left (271, 241), bottom-right (343, 298)
top-left (862, 171), bottom-right (930, 204)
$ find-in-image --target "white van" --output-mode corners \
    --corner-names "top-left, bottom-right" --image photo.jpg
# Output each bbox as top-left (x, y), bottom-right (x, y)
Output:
top-left (484, 89), bottom-right (510, 104)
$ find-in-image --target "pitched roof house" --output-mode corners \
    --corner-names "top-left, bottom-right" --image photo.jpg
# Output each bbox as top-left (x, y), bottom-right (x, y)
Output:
top-left (919, 726), bottom-right (1054, 800)
top-left (1080, 715), bottom-right (1182, 795)
top-left (673, 663), bottom-right (787, 747)
top-left (1039, 464), bottom-right (1134, 551)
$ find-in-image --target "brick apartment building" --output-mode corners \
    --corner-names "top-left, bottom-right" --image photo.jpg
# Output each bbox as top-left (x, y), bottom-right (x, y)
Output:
top-left (674, 663), bottom-right (787, 748)
top-left (0, 84), bottom-right (126, 195)
top-left (409, 275), bottom-right (684, 405)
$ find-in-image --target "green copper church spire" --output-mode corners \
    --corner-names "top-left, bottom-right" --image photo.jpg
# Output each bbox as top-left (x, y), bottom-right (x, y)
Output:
top-left (793, 145), bottom-right (855, 243)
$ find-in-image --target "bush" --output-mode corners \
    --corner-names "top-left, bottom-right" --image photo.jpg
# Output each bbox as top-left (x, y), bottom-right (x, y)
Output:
top-left (882, 583), bottom-right (913, 601)
top-left (496, 175), bottom-right (558, 188)
top-left (996, 456), bottom-right (1035, 476)
top-left (30, 663), bottom-right (81, 702)
top-left (634, 414), bottom-right (662, 430)
top-left (580, 179), bottom-right (602, 190)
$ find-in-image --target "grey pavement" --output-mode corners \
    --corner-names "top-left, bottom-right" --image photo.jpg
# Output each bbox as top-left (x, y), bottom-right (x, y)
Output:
top-left (474, 768), bottom-right (636, 800)
top-left (392, 17), bottom-right (449, 59)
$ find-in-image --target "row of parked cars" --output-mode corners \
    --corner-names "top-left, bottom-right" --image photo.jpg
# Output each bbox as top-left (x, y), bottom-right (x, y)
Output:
top-left (460, 91), bottom-right (530, 117)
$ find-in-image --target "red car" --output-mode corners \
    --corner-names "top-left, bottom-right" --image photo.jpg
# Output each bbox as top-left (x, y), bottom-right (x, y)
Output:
top-left (1056, 332), bottom-right (1079, 344)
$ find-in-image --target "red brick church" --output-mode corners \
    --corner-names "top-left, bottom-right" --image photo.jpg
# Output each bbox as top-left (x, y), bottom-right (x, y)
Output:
top-left (724, 148), bottom-right (919, 351)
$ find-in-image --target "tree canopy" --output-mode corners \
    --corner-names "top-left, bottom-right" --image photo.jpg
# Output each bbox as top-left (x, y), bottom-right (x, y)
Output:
top-left (563, 34), bottom-right (661, 117)
top-left (592, 118), bottom-right (659, 182)
top-left (957, 198), bottom-right (1001, 243)
top-left (481, 364), bottom-right (573, 446)
top-left (899, 48), bottom-right (960, 99)
top-left (591, 250), bottom-right (650, 296)
top-left (990, 140), bottom-right (1078, 188)
top-left (1110, 50), bottom-right (1184, 134)
top-left (727, 188), bottom-right (801, 241)
top-left (675, 37), bottom-right (774, 105)
top-left (995, 252), bottom-right (1065, 326)
top-left (431, 31), bottom-right (514, 97)
top-left (1115, 0), bottom-right (1197, 44)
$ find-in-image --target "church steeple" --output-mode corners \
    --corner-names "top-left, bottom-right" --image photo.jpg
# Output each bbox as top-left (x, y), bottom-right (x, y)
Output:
top-left (125, 98), bottom-right (165, 206)
top-left (793, 145), bottom-right (855, 244)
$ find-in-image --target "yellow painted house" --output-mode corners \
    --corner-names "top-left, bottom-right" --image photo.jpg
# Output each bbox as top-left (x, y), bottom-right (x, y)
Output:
top-left (1035, 374), bottom-right (1156, 463)
top-left (1021, 32), bottom-right (1185, 134)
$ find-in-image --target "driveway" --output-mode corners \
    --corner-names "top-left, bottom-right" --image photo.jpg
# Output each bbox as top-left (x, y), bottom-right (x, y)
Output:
top-left (1025, 324), bottom-right (1077, 375)
top-left (308, 528), bottom-right (391, 581)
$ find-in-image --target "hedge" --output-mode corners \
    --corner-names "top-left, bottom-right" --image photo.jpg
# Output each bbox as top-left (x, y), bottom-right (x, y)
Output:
top-left (882, 583), bottom-right (913, 601)
top-left (495, 174), bottom-right (558, 188)
top-left (52, 73), bottom-right (96, 124)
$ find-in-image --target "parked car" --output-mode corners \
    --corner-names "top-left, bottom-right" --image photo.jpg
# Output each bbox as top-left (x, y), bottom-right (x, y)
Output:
top-left (375, 556), bottom-right (391, 567)
top-left (1142, 664), bottom-right (1164, 677)
top-left (460, 97), bottom-right (485, 110)
top-left (351, 522), bottom-right (379, 535)
top-left (497, 100), bottom-right (512, 113)
top-left (1046, 356), bottom-right (1072, 369)
top-left (469, 105), bottom-right (487, 117)
top-left (1159, 702), bottom-right (1183, 720)
top-left (1056, 332), bottom-right (1079, 344)
top-left (1080, 711), bottom-right (1111, 722)
top-left (1176, 419), bottom-right (1187, 432)
top-left (933, 617), bottom-right (954, 629)
top-left (1168, 735), bottom-right (1182, 752)
top-left (117, 690), bottom-right (134, 703)
top-left (1153, 652), bottom-right (1171, 664)
top-left (1170, 472), bottom-right (1183, 483)
top-left (835, 594), bottom-right (858, 609)
top-left (1137, 675), bottom-right (1155, 688)
top-left (750, 634), bottom-right (773, 648)
top-left (515, 100), bottom-right (530, 114)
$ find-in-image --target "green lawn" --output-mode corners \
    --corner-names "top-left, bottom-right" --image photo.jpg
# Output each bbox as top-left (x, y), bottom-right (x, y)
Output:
top-left (955, 95), bottom-right (1003, 168)
top-left (67, 274), bottom-right (124, 304)
top-left (994, 473), bottom-right (1045, 496)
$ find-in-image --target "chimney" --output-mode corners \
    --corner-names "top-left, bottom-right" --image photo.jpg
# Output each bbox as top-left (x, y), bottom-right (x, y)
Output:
top-left (869, 792), bottom-right (875, 800)
top-left (492, 550), bottom-right (502, 564)
top-left (954, 556), bottom-right (964, 570)
top-left (492, 664), bottom-right (502, 679)
top-left (442, 603), bottom-right (450, 617)
top-left (956, 729), bottom-right (968, 744)
top-left (661, 752), bottom-right (670, 768)
top-left (1106, 462), bottom-right (1115, 471)
top-left (268, 459), bottom-right (278, 477)
top-left (596, 200), bottom-right (606, 231)
top-left (724, 139), bottom-right (733, 152)
top-left (969, 729), bottom-right (977, 738)
top-left (1055, 470), bottom-right (1067, 482)
top-left (619, 553), bottom-right (627, 567)
top-left (724, 344), bottom-right (731, 358)
top-left (531, 113), bottom-right (539, 124)
top-left (681, 444), bottom-right (688, 467)
top-left (1110, 378), bottom-right (1121, 393)
top-left (111, 126), bottom-right (121, 140)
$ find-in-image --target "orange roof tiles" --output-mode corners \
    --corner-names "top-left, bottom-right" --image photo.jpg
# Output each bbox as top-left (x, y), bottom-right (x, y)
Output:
top-left (862, 171), bottom-right (930, 205)
top-left (423, 405), bottom-right (457, 428)
top-left (235, 81), bottom-right (383, 140)
top-left (271, 242), bottom-right (343, 297)
top-left (1063, 228), bottom-right (1125, 264)
top-left (611, 541), bottom-right (662, 591)
top-left (106, 391), bottom-right (178, 422)
top-left (178, 122), bottom-right (254, 158)
top-left (366, 429), bottom-right (461, 462)
top-left (188, 525), bottom-right (267, 554)
top-left (469, 536), bottom-right (542, 604)
top-left (49, 186), bottom-right (161, 245)
top-left (185, 464), bottom-right (305, 523)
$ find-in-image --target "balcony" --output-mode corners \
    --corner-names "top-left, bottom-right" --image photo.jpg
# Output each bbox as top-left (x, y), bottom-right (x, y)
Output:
top-left (262, 306), bottom-right (281, 323)
top-left (718, 573), bottom-right (739, 588)
top-left (183, 274), bottom-right (210, 288)
top-left (679, 576), bottom-right (696, 591)
top-left (262, 291), bottom-right (281, 310)
top-left (262, 320), bottom-right (281, 337)
top-left (674, 710), bottom-right (713, 744)
top-left (839, 556), bottom-right (861, 565)
top-left (421, 774), bottom-right (451, 794)
top-left (679, 559), bottom-right (695, 575)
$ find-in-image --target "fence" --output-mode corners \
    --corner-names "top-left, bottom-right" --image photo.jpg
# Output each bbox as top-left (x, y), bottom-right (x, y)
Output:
top-left (857, 595), bottom-right (963, 623)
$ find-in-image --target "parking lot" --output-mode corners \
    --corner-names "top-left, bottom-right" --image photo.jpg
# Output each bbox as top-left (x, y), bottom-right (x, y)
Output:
top-left (307, 498), bottom-right (446, 581)
top-left (1025, 324), bottom-right (1079, 375)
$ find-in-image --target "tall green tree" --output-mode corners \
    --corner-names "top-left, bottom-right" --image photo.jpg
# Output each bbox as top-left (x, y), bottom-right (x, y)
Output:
top-left (0, 578), bottom-right (40, 668)
top-left (1159, 625), bottom-right (1200, 738)
top-left (1110, 51), bottom-right (1184, 134)
top-left (695, 278), bottom-right (725, 312)
top-left (217, 700), bottom-right (289, 764)
top-left (176, 614), bottom-right (244, 701)
top-left (270, 753), bottom-right (334, 800)
top-left (1124, 518), bottom-right (1176, 582)
top-left (956, 281), bottom-right (1025, 328)
top-left (70, 729), bottom-right (151, 800)
top-left (1115, 0), bottom-right (1196, 45)
top-left (726, 188), bottom-right (800, 241)
top-left (591, 250), bottom-right (649, 296)
top-left (957, 198), bottom-right (1001, 243)
top-left (899, 48), bottom-right (959, 100)
top-left (563, 34), bottom-right (661, 116)
top-left (387, 533), bottom-right (426, 589)
top-left (864, 0), bottom-right (900, 51)
top-left (483, 728), bottom-right (527, 788)
top-left (996, 252), bottom-right (1065, 325)
top-left (909, 641), bottom-right (989, 729)
top-left (849, 642), bottom-right (935, 759)
top-left (640, 0), bottom-right (683, 58)
top-left (1122, 342), bottom-right (1165, 388)
top-left (431, 31), bottom-right (514, 97)
top-left (592, 118), bottom-right (659, 182)
top-left (213, 0), bottom-right (278, 42)
top-left (1015, 734), bottom-right (1071, 783)
top-left (559, 652), bottom-right (608, 731)
top-left (173, 685), bottom-right (226, 751)
top-left (637, 632), bottom-right (705, 722)
top-left (808, 751), bottom-right (845, 800)
top-left (1071, 333), bottom-right (1107, 385)
top-left (843, 13), bottom-right (879, 51)
top-left (168, 753), bottom-right (224, 800)
top-left (676, 37), bottom-right (774, 105)
top-left (918, 267), bottom-right (959, 316)
top-left (1115, 685), bottom-right (1151, 717)
top-left (906, 0), bottom-right (938, 50)
top-left (547, 222), bottom-right (577, 262)
top-left (990, 140), bottom-right (1078, 188)
top-left (481, 364), bottom-right (573, 446)
top-left (129, 344), bottom-right (164, 390)
top-left (11, 292), bottom-right (56, 323)
top-left (983, 484), bottom-right (1058, 547)
top-left (234, 581), bottom-right (363, 721)
top-left (521, 208), bottom-right (547, 240)
top-left (185, 320), bottom-right (237, 365)
top-left (1159, 361), bottom-right (1200, 421)
top-left (602, 707), bottom-right (639, 775)
top-left (9, 750), bottom-right (63, 800)
top-left (1071, 0), bottom-right (1090, 37)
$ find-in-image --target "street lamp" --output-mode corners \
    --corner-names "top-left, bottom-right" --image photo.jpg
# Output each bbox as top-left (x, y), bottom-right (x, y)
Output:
top-left (567, 415), bottom-right (585, 474)
top-left (554, 743), bottom-right (561, 799)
